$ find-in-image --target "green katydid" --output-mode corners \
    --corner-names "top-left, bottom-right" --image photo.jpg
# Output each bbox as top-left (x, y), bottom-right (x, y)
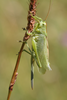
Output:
top-left (23, 15), bottom-right (52, 89)
top-left (23, 1), bottom-right (52, 89)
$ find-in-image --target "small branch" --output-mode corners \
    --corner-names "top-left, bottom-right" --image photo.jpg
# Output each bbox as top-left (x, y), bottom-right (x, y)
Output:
top-left (7, 0), bottom-right (37, 100)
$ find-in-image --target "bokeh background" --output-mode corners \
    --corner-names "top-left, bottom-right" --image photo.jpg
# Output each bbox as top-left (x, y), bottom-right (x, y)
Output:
top-left (0, 0), bottom-right (67, 100)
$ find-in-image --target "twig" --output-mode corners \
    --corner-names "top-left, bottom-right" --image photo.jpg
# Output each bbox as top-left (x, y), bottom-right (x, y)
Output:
top-left (7, 0), bottom-right (37, 100)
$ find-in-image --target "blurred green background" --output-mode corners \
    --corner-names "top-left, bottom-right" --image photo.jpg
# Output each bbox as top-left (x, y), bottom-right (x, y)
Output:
top-left (0, 0), bottom-right (67, 100)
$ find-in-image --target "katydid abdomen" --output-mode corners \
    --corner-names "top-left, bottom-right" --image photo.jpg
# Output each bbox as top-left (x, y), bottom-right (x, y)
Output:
top-left (32, 34), bottom-right (51, 74)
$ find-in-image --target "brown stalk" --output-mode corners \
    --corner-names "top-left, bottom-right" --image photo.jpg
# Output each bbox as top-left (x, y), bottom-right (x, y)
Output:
top-left (7, 0), bottom-right (37, 100)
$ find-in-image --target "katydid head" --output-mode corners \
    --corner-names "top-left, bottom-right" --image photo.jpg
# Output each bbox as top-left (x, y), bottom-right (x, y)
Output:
top-left (35, 20), bottom-right (47, 36)
top-left (38, 21), bottom-right (46, 27)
